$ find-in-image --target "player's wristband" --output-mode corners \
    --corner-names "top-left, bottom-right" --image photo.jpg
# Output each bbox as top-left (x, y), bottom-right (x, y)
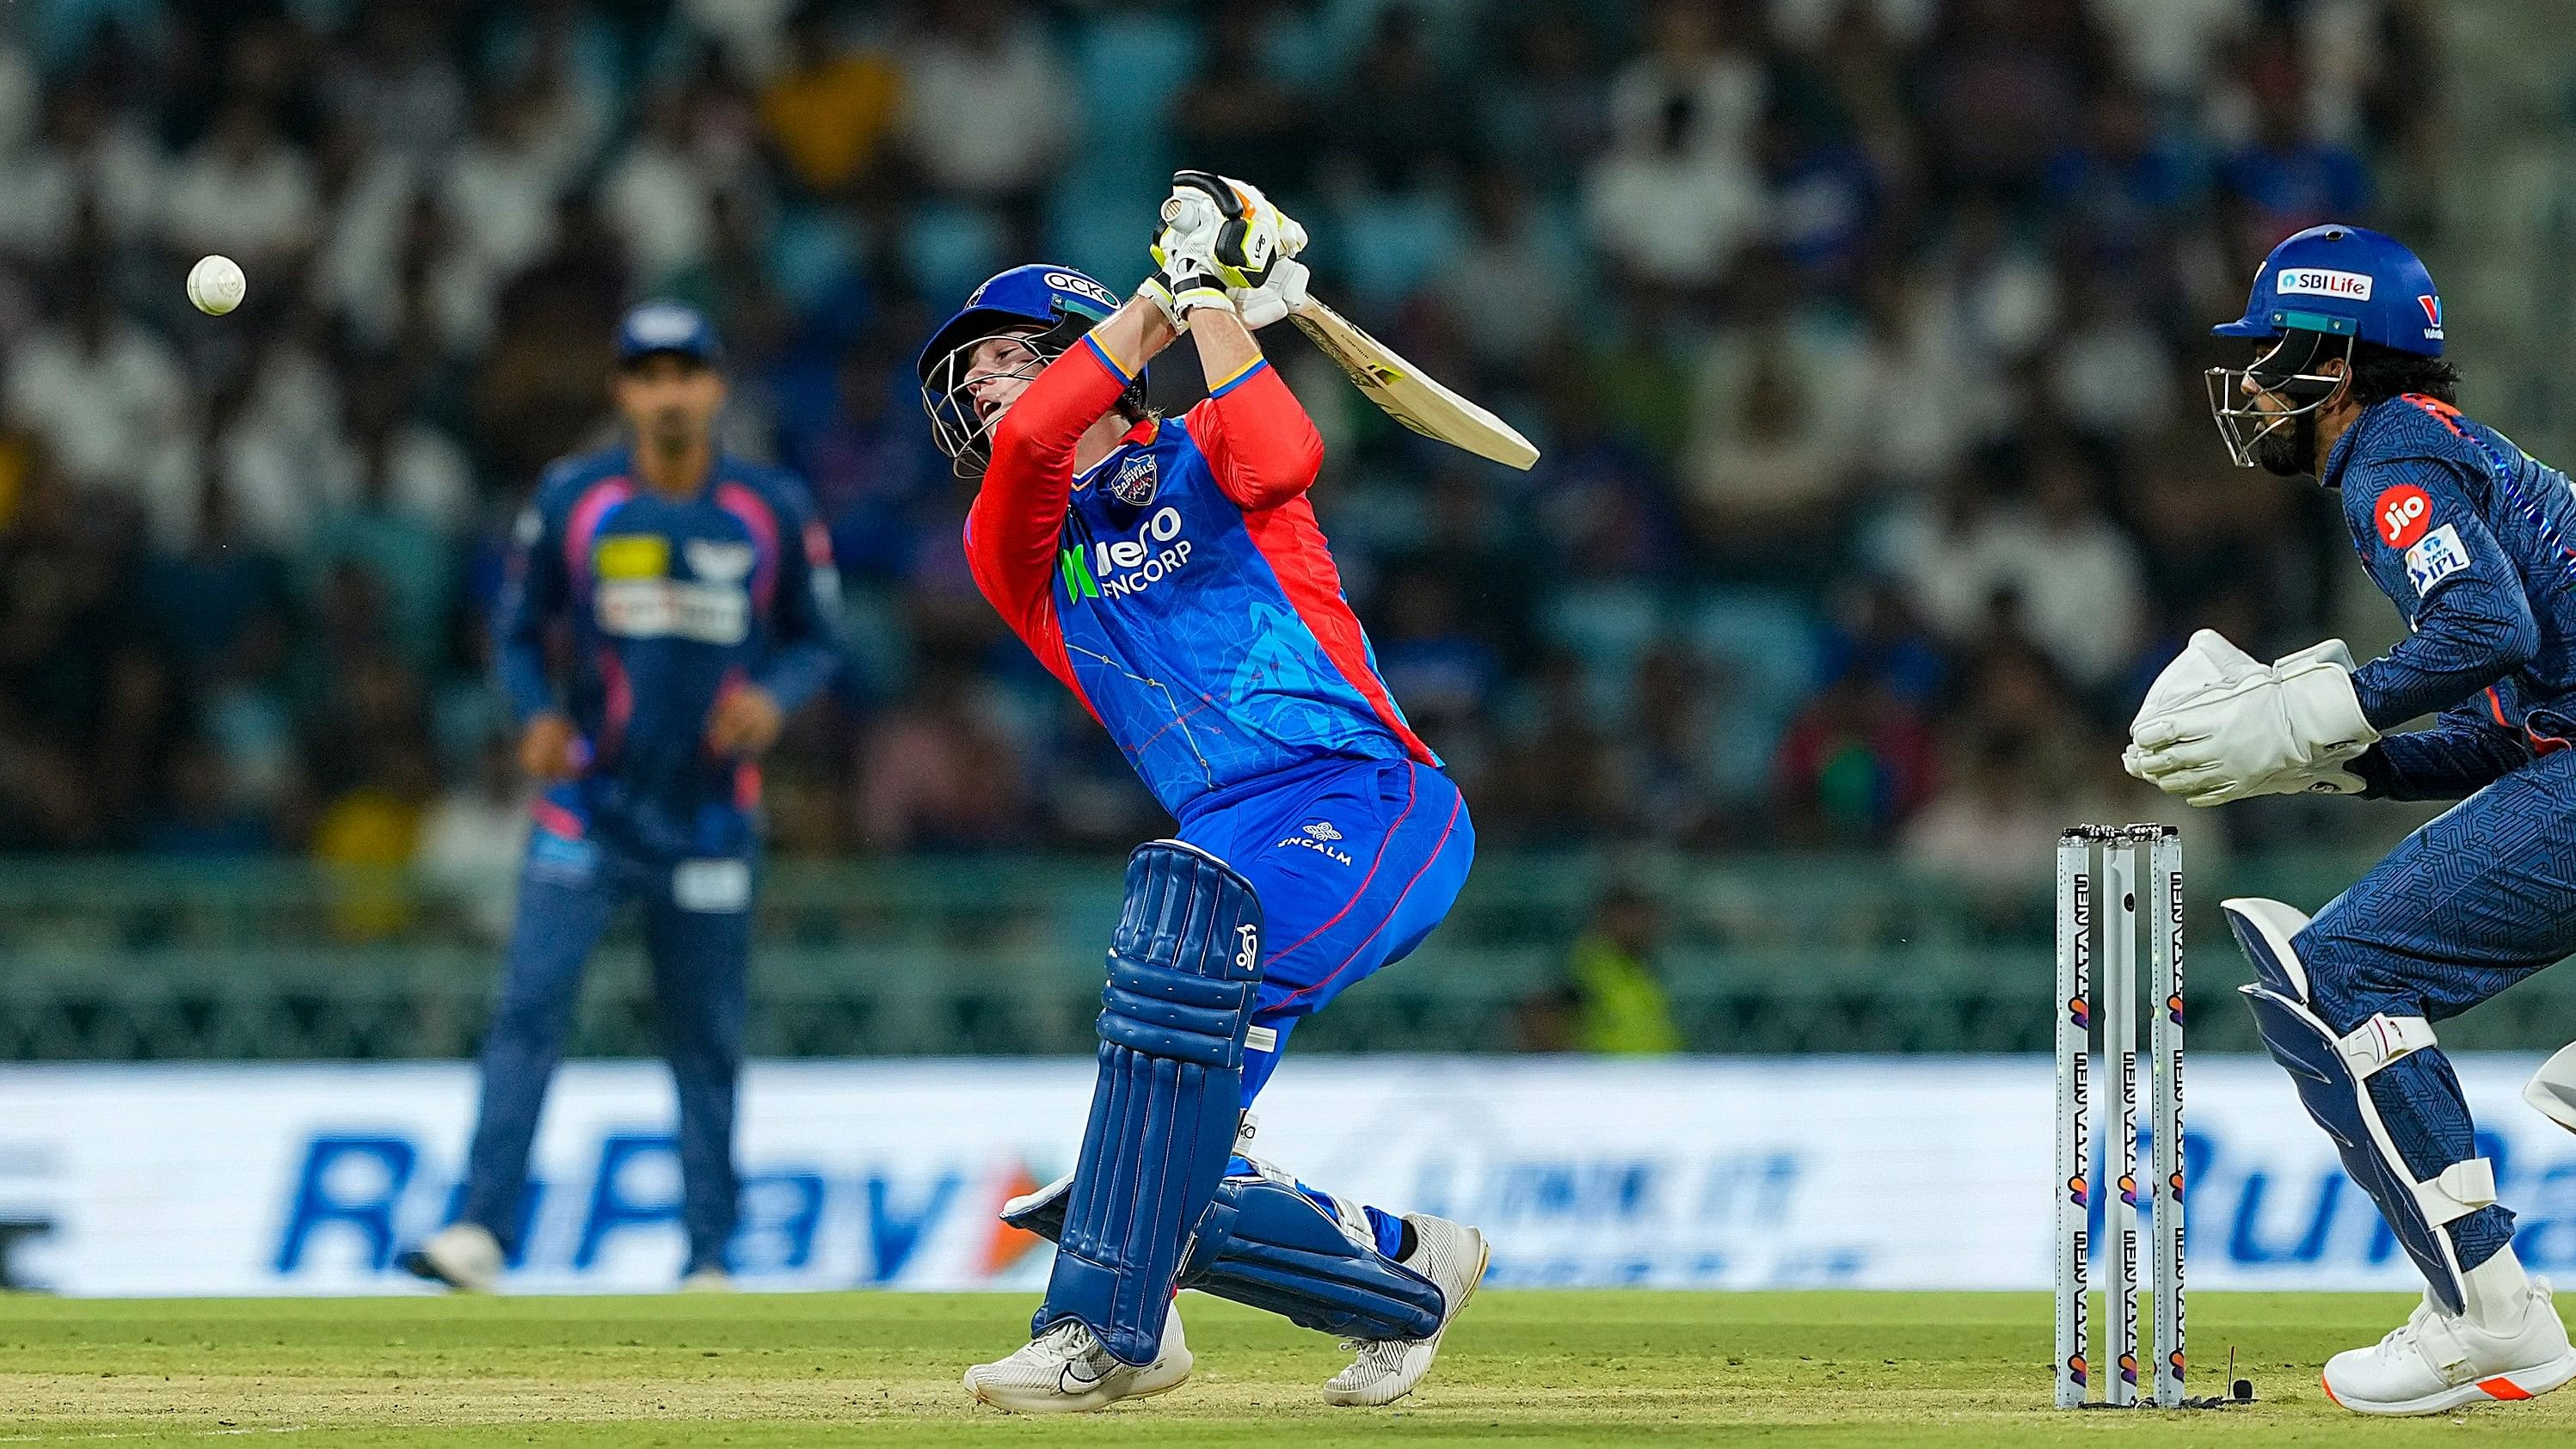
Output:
top-left (1140, 270), bottom-right (1233, 332)
top-left (1139, 277), bottom-right (1188, 331)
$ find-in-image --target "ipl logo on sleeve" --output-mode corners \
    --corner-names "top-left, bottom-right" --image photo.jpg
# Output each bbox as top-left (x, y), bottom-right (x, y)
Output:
top-left (2404, 524), bottom-right (2471, 596)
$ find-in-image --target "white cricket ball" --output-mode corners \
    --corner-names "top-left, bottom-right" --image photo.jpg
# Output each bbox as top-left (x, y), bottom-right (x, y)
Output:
top-left (187, 255), bottom-right (245, 316)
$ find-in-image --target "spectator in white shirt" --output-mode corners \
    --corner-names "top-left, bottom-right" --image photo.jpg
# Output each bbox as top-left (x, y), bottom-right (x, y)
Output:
top-left (163, 100), bottom-right (321, 267)
top-left (602, 90), bottom-right (716, 292)
top-left (895, 3), bottom-right (1076, 202)
top-left (3, 279), bottom-right (194, 541)
top-left (0, 79), bottom-right (163, 259)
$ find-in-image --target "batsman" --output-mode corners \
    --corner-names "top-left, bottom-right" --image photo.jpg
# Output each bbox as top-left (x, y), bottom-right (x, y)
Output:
top-left (2129, 224), bottom-right (2576, 1413)
top-left (915, 174), bottom-right (1486, 1413)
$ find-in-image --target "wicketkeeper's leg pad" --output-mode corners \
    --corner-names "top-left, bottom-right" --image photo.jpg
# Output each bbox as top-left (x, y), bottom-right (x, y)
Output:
top-left (2229, 897), bottom-right (2496, 1315)
top-left (1036, 839), bottom-right (1263, 1365)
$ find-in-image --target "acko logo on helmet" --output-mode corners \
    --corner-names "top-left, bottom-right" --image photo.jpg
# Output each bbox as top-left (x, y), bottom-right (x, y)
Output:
top-left (1045, 271), bottom-right (1119, 310)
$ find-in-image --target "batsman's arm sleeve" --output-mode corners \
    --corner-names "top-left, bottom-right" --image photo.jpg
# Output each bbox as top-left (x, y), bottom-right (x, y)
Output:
top-left (1186, 358), bottom-right (1324, 512)
top-left (2349, 696), bottom-right (2532, 800)
top-left (2345, 455), bottom-right (2538, 729)
top-left (493, 493), bottom-right (569, 724)
top-left (750, 478), bottom-right (848, 715)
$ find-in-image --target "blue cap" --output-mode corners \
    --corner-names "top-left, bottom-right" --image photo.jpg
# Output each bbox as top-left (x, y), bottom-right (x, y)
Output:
top-left (2213, 224), bottom-right (2444, 357)
top-left (616, 300), bottom-right (722, 367)
top-left (915, 264), bottom-right (1124, 385)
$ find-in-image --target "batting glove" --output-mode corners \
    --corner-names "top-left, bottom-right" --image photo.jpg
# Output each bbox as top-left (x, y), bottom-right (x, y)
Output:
top-left (1161, 171), bottom-right (1303, 292)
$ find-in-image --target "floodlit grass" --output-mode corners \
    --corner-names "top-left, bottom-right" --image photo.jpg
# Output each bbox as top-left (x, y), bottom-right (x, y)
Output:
top-left (3, 1289), bottom-right (2569, 1445)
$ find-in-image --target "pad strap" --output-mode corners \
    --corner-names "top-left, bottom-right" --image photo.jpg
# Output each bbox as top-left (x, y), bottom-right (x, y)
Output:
top-left (2339, 1013), bottom-right (2437, 1078)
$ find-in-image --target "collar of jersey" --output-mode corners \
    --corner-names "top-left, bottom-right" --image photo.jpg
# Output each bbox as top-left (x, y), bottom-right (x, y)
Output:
top-left (2320, 400), bottom-right (2389, 493)
top-left (1071, 416), bottom-right (1161, 488)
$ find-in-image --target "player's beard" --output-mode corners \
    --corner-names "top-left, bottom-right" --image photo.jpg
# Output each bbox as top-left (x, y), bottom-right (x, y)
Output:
top-left (647, 407), bottom-right (696, 457)
top-left (2251, 408), bottom-right (2315, 478)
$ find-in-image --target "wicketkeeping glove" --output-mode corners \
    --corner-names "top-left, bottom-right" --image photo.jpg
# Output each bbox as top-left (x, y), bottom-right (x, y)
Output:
top-left (2124, 635), bottom-right (2379, 807)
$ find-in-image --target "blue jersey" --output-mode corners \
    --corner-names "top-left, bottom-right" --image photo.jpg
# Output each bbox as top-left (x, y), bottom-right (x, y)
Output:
top-left (495, 446), bottom-right (844, 857)
top-left (967, 335), bottom-right (1436, 818)
top-left (2331, 395), bottom-right (2576, 798)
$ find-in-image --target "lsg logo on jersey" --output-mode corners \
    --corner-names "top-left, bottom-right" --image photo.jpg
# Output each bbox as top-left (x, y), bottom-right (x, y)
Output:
top-left (1059, 507), bottom-right (1193, 602)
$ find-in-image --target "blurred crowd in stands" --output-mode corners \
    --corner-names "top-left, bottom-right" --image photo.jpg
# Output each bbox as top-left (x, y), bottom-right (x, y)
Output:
top-left (0, 0), bottom-right (2447, 887)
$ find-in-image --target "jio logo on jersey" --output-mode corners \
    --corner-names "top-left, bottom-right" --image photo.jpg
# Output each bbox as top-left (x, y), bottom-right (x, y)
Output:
top-left (2375, 484), bottom-right (2432, 550)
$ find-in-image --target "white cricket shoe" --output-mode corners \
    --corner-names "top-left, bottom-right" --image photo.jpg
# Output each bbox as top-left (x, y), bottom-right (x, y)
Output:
top-left (2323, 1278), bottom-right (2576, 1415)
top-left (1321, 1213), bottom-right (1490, 1407)
top-left (964, 1302), bottom-right (1191, 1413)
top-left (399, 1223), bottom-right (502, 1293)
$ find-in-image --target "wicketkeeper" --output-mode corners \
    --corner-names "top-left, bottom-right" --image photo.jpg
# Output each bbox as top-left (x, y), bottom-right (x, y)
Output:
top-left (916, 174), bottom-right (1486, 1413)
top-left (2128, 224), bottom-right (2576, 1414)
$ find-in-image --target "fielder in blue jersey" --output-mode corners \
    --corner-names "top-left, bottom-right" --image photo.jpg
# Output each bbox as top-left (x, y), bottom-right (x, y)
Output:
top-left (916, 174), bottom-right (1485, 1413)
top-left (2127, 225), bottom-right (2576, 1413)
top-left (402, 302), bottom-right (845, 1292)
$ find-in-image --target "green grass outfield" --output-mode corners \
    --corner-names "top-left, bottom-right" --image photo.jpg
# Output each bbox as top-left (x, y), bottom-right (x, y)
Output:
top-left (4, 1290), bottom-right (2573, 1446)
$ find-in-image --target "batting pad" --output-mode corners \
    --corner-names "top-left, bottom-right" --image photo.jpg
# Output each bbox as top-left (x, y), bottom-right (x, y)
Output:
top-left (1006, 1163), bottom-right (1446, 1343)
top-left (1036, 840), bottom-right (1263, 1365)
top-left (1180, 1168), bottom-right (1445, 1342)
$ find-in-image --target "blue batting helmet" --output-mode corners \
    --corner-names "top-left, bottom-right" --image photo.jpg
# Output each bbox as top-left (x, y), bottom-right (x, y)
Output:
top-left (917, 264), bottom-right (1137, 477)
top-left (2212, 224), bottom-right (2444, 358)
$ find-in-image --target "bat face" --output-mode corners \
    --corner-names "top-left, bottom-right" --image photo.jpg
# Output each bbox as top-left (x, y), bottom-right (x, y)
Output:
top-left (1288, 300), bottom-right (1540, 470)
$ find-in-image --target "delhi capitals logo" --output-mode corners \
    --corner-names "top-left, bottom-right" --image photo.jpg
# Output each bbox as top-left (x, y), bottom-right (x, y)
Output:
top-left (1110, 452), bottom-right (1159, 506)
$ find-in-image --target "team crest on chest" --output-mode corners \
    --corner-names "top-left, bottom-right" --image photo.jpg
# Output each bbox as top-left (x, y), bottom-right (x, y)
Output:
top-left (1109, 451), bottom-right (1159, 506)
top-left (685, 538), bottom-right (757, 581)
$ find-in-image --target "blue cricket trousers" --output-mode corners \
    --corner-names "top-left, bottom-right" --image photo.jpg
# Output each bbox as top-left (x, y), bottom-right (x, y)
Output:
top-left (456, 823), bottom-right (753, 1274)
top-left (2290, 744), bottom-right (2576, 1267)
top-left (1177, 757), bottom-right (1475, 1104)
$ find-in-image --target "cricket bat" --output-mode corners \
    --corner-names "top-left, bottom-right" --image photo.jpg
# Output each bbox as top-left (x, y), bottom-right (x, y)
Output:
top-left (1288, 299), bottom-right (1540, 470)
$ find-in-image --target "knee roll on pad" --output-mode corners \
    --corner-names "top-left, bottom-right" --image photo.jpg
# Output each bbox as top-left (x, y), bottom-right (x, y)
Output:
top-left (1036, 840), bottom-right (1263, 1366)
top-left (2228, 900), bottom-right (2493, 1316)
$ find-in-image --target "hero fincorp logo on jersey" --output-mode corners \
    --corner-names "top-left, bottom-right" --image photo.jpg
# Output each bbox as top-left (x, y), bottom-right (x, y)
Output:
top-left (2275, 267), bottom-right (2374, 301)
top-left (1059, 507), bottom-right (1192, 602)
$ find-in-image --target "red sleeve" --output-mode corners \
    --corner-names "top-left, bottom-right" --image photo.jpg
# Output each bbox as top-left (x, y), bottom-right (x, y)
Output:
top-left (1183, 358), bottom-right (1323, 513)
top-left (964, 335), bottom-right (1134, 702)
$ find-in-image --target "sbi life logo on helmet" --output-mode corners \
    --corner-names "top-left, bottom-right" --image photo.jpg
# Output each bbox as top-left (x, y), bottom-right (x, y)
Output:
top-left (1059, 507), bottom-right (1193, 602)
top-left (2277, 267), bottom-right (2374, 300)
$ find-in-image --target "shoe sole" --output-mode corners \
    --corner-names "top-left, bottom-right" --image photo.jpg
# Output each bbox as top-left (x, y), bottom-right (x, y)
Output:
top-left (1321, 1231), bottom-right (1492, 1409)
top-left (964, 1351), bottom-right (1193, 1414)
top-left (2324, 1348), bottom-right (2576, 1415)
top-left (397, 1249), bottom-right (493, 1294)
